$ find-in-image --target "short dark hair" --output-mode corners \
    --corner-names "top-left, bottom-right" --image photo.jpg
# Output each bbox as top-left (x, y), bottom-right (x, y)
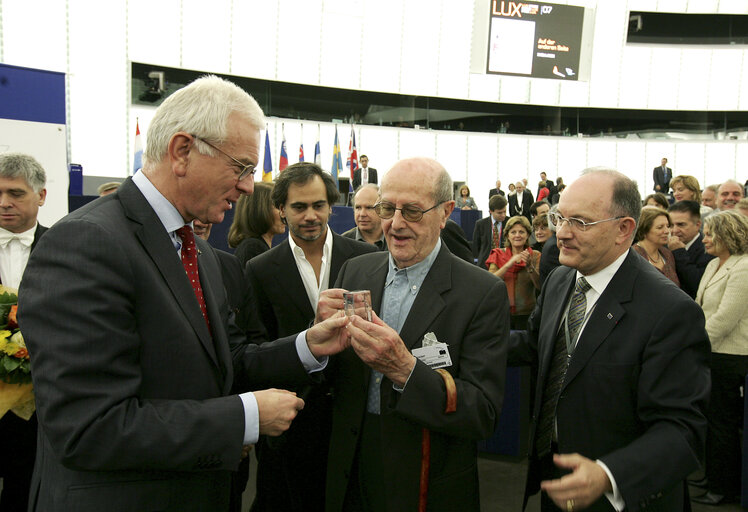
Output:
top-left (228, 181), bottom-right (275, 247)
top-left (271, 162), bottom-right (340, 209)
top-left (489, 194), bottom-right (508, 211)
top-left (530, 200), bottom-right (549, 217)
top-left (668, 200), bottom-right (701, 223)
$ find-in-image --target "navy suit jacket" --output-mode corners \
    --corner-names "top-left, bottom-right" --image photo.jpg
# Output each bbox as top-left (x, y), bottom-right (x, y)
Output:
top-left (510, 250), bottom-right (710, 511)
top-left (671, 233), bottom-right (715, 299)
top-left (653, 166), bottom-right (672, 192)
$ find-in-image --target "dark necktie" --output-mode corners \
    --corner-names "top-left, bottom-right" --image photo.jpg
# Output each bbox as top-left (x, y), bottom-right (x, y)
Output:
top-left (176, 226), bottom-right (211, 333)
top-left (535, 277), bottom-right (590, 457)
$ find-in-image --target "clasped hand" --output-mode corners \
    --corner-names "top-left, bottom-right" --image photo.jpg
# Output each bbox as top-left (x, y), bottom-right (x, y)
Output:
top-left (540, 453), bottom-right (612, 510)
top-left (316, 289), bottom-right (416, 387)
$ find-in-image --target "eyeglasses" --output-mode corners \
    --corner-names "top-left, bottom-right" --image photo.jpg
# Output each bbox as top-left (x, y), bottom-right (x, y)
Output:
top-left (374, 201), bottom-right (444, 222)
top-left (548, 212), bottom-right (624, 232)
top-left (192, 135), bottom-right (256, 181)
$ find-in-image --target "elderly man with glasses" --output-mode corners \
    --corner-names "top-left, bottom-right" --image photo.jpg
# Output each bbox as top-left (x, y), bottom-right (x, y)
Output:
top-left (509, 168), bottom-right (710, 512)
top-left (316, 157), bottom-right (510, 512)
top-left (18, 75), bottom-right (351, 512)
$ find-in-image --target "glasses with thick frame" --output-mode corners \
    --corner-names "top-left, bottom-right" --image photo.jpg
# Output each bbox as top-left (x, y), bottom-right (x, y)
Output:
top-left (373, 201), bottom-right (445, 222)
top-left (548, 211), bottom-right (624, 232)
top-left (191, 135), bottom-right (256, 181)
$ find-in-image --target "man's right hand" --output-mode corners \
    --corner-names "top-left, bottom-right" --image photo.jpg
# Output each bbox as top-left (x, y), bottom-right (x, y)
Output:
top-left (316, 288), bottom-right (347, 323)
top-left (254, 389), bottom-right (304, 436)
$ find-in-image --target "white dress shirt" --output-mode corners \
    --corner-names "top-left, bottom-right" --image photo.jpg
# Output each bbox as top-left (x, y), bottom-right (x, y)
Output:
top-left (0, 224), bottom-right (37, 289)
top-left (288, 226), bottom-right (333, 310)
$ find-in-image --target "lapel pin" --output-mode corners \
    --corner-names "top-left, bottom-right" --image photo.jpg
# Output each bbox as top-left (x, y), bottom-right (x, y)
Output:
top-left (607, 313), bottom-right (613, 319)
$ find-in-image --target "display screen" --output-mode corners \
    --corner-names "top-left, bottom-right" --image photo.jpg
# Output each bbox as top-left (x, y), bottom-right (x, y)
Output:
top-left (486, 1), bottom-right (585, 80)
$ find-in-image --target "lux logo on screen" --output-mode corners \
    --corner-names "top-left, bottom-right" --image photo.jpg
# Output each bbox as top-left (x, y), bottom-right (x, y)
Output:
top-left (492, 2), bottom-right (547, 18)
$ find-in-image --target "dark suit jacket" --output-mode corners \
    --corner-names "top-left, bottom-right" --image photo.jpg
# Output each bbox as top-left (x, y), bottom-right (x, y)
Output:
top-left (653, 166), bottom-right (672, 192)
top-left (472, 216), bottom-right (506, 268)
top-left (18, 179), bottom-right (311, 512)
top-left (538, 233), bottom-right (560, 286)
top-left (352, 167), bottom-right (378, 190)
top-left (244, 231), bottom-right (376, 512)
top-left (671, 233), bottom-right (715, 299)
top-left (508, 190), bottom-right (533, 222)
top-left (441, 219), bottom-right (473, 263)
top-left (326, 245), bottom-right (510, 512)
top-left (488, 187), bottom-right (505, 200)
top-left (510, 250), bottom-right (710, 511)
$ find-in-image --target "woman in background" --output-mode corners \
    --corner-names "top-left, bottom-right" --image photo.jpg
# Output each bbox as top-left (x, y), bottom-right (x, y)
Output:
top-left (692, 211), bottom-right (748, 506)
top-left (670, 174), bottom-right (712, 216)
top-left (633, 207), bottom-right (680, 287)
top-left (485, 216), bottom-right (540, 329)
top-left (228, 181), bottom-right (285, 269)
top-left (643, 192), bottom-right (670, 209)
top-left (455, 184), bottom-right (477, 210)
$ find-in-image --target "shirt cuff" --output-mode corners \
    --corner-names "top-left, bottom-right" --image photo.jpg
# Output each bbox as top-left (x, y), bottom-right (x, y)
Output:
top-left (392, 359), bottom-right (417, 393)
top-left (596, 460), bottom-right (625, 511)
top-left (239, 392), bottom-right (259, 445)
top-left (296, 330), bottom-right (328, 373)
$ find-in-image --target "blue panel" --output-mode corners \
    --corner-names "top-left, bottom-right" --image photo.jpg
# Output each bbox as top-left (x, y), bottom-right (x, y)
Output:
top-left (450, 209), bottom-right (482, 242)
top-left (0, 63), bottom-right (66, 124)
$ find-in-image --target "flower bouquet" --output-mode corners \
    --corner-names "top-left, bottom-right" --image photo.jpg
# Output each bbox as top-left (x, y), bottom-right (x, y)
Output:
top-left (0, 285), bottom-right (35, 420)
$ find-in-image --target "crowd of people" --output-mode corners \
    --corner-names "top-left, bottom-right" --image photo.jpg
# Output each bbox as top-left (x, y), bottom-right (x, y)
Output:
top-left (1, 75), bottom-right (746, 512)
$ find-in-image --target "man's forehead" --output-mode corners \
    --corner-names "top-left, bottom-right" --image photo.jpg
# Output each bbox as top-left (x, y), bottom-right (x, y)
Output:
top-left (720, 184), bottom-right (742, 194)
top-left (0, 176), bottom-right (34, 191)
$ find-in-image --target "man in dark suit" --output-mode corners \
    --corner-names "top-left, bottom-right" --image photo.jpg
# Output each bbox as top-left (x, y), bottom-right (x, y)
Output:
top-left (243, 162), bottom-right (376, 512)
top-left (318, 157), bottom-right (510, 511)
top-left (488, 178), bottom-right (505, 200)
top-left (668, 200), bottom-right (715, 299)
top-left (538, 172), bottom-right (556, 198)
top-left (342, 184), bottom-right (386, 250)
top-left (0, 153), bottom-right (48, 512)
top-left (351, 154), bottom-right (377, 190)
top-left (509, 181), bottom-right (534, 222)
top-left (472, 193), bottom-right (508, 268)
top-left (17, 76), bottom-right (350, 512)
top-left (510, 169), bottom-right (710, 511)
top-left (652, 157), bottom-right (672, 193)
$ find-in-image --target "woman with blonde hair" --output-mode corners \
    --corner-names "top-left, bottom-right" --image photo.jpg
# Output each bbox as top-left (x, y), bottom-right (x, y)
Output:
top-left (633, 207), bottom-right (680, 286)
top-left (692, 210), bottom-right (748, 505)
top-left (485, 215), bottom-right (540, 329)
top-left (670, 174), bottom-right (712, 216)
top-left (228, 181), bottom-right (285, 268)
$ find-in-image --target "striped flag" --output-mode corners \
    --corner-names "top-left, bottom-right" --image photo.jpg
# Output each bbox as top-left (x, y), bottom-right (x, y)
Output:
top-left (346, 126), bottom-right (358, 194)
top-left (313, 124), bottom-right (321, 165)
top-left (262, 129), bottom-right (273, 182)
top-left (299, 124), bottom-right (305, 162)
top-left (132, 119), bottom-right (143, 175)
top-left (279, 124), bottom-right (288, 172)
top-left (330, 125), bottom-right (342, 186)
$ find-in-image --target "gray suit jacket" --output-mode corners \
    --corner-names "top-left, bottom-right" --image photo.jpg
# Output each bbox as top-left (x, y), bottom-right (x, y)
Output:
top-left (510, 250), bottom-right (710, 511)
top-left (18, 178), bottom-right (309, 512)
top-left (325, 245), bottom-right (510, 512)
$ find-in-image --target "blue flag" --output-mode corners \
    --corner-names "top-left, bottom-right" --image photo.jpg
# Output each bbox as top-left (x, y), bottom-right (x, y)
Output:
top-left (262, 130), bottom-right (273, 182)
top-left (330, 126), bottom-right (342, 186)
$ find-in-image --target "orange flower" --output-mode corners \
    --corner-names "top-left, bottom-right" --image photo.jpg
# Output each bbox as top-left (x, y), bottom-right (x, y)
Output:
top-left (14, 347), bottom-right (28, 359)
top-left (7, 305), bottom-right (18, 330)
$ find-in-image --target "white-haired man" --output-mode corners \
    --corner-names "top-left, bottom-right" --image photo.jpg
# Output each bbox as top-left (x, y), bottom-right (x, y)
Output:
top-left (19, 75), bottom-right (349, 512)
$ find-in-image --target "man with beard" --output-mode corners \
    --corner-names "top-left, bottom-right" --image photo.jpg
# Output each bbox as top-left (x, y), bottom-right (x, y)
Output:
top-left (243, 162), bottom-right (375, 511)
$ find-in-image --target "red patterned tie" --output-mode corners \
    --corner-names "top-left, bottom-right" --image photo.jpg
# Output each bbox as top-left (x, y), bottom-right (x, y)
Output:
top-left (176, 226), bottom-right (211, 333)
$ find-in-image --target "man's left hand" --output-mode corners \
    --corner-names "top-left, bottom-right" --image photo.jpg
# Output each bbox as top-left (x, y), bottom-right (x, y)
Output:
top-left (347, 311), bottom-right (416, 387)
top-left (667, 237), bottom-right (686, 251)
top-left (306, 312), bottom-right (350, 357)
top-left (540, 453), bottom-right (612, 510)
